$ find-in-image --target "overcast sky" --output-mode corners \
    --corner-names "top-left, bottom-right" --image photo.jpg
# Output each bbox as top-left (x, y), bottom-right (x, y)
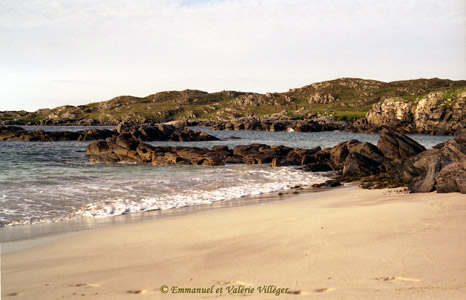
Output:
top-left (1, 0), bottom-right (465, 111)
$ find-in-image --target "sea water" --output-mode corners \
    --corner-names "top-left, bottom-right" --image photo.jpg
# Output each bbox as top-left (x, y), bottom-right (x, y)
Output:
top-left (0, 126), bottom-right (452, 227)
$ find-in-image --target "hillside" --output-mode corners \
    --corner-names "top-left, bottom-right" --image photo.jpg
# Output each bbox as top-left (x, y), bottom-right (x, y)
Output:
top-left (1, 78), bottom-right (465, 125)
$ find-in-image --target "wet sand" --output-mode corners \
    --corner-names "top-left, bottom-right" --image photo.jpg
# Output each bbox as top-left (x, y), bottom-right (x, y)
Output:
top-left (2, 187), bottom-right (466, 299)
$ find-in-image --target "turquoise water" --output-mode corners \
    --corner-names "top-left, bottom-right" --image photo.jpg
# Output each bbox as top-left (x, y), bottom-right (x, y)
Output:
top-left (0, 126), bottom-right (452, 227)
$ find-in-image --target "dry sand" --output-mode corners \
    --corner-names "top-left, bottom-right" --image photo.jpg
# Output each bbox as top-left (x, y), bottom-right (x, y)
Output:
top-left (2, 187), bottom-right (466, 299)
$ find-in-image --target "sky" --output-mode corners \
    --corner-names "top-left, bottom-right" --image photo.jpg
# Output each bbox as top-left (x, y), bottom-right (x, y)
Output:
top-left (1, 0), bottom-right (465, 111)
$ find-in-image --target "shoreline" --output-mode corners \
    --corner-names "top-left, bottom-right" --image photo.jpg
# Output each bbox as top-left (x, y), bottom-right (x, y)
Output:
top-left (2, 187), bottom-right (465, 299)
top-left (1, 182), bottom-right (350, 250)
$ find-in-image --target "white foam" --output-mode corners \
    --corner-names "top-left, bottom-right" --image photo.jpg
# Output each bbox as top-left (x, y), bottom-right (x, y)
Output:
top-left (75, 166), bottom-right (331, 218)
top-left (1, 165), bottom-right (332, 227)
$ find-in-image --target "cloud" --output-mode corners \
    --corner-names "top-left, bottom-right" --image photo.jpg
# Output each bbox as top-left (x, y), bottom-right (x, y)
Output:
top-left (0, 0), bottom-right (465, 110)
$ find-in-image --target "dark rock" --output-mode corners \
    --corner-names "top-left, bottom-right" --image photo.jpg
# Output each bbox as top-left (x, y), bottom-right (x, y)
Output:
top-left (86, 140), bottom-right (110, 155)
top-left (383, 136), bottom-right (466, 194)
top-left (0, 122), bottom-right (220, 143)
top-left (348, 141), bottom-right (385, 162)
top-left (433, 141), bottom-right (447, 149)
top-left (285, 147), bottom-right (321, 165)
top-left (342, 152), bottom-right (382, 177)
top-left (324, 180), bottom-right (342, 187)
top-left (325, 140), bottom-right (353, 167)
top-left (303, 163), bottom-right (332, 172)
top-left (439, 140), bottom-right (466, 161)
top-left (224, 136), bottom-right (241, 140)
top-left (115, 136), bottom-right (138, 150)
top-left (77, 129), bottom-right (114, 141)
top-left (312, 180), bottom-right (342, 188)
top-left (319, 140), bottom-right (384, 170)
top-left (232, 144), bottom-right (263, 157)
top-left (210, 116), bottom-right (349, 133)
top-left (211, 145), bottom-right (232, 159)
top-left (377, 130), bottom-right (426, 159)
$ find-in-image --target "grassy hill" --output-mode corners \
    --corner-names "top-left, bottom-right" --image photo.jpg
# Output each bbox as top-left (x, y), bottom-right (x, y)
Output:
top-left (2, 78), bottom-right (465, 124)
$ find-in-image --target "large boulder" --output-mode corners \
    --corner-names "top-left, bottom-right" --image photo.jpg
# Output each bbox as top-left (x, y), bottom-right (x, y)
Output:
top-left (434, 162), bottom-right (466, 193)
top-left (342, 153), bottom-right (382, 178)
top-left (320, 140), bottom-right (385, 169)
top-left (410, 158), bottom-right (446, 193)
top-left (232, 144), bottom-right (292, 165)
top-left (386, 136), bottom-right (466, 194)
top-left (284, 147), bottom-right (321, 165)
top-left (377, 130), bottom-right (426, 159)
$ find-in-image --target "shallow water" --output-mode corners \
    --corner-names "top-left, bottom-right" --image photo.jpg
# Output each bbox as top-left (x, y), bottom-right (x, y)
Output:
top-left (0, 126), bottom-right (453, 228)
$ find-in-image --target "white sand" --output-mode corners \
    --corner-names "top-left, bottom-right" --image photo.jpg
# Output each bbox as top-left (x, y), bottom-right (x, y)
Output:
top-left (2, 187), bottom-right (466, 299)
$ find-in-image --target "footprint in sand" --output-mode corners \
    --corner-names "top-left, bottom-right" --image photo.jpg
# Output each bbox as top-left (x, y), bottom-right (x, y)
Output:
top-left (70, 283), bottom-right (100, 287)
top-left (287, 288), bottom-right (334, 295)
top-left (6, 292), bottom-right (23, 297)
top-left (313, 288), bottom-right (334, 293)
top-left (127, 289), bottom-right (148, 294)
top-left (215, 280), bottom-right (253, 286)
top-left (287, 290), bottom-right (308, 295)
top-left (376, 276), bottom-right (420, 282)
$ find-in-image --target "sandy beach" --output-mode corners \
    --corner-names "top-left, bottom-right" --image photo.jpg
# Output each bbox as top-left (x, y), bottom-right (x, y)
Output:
top-left (2, 187), bottom-right (466, 299)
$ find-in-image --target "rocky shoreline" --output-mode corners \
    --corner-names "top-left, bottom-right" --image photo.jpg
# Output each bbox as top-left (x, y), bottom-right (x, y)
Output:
top-left (4, 96), bottom-right (463, 136)
top-left (0, 123), bottom-right (218, 142)
top-left (2, 121), bottom-right (464, 193)
top-left (204, 90), bottom-right (466, 135)
top-left (85, 128), bottom-right (466, 194)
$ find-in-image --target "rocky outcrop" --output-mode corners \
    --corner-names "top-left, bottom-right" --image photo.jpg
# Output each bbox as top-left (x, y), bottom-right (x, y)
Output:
top-left (85, 133), bottom-right (387, 173)
top-left (365, 98), bottom-right (413, 130)
top-left (0, 126), bottom-right (114, 142)
top-left (86, 139), bottom-right (295, 166)
top-left (384, 130), bottom-right (466, 193)
top-left (114, 122), bottom-right (218, 142)
top-left (0, 123), bottom-right (219, 142)
top-left (308, 93), bottom-right (336, 104)
top-left (210, 116), bottom-right (349, 132)
top-left (360, 91), bottom-right (466, 134)
top-left (85, 135), bottom-right (387, 175)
